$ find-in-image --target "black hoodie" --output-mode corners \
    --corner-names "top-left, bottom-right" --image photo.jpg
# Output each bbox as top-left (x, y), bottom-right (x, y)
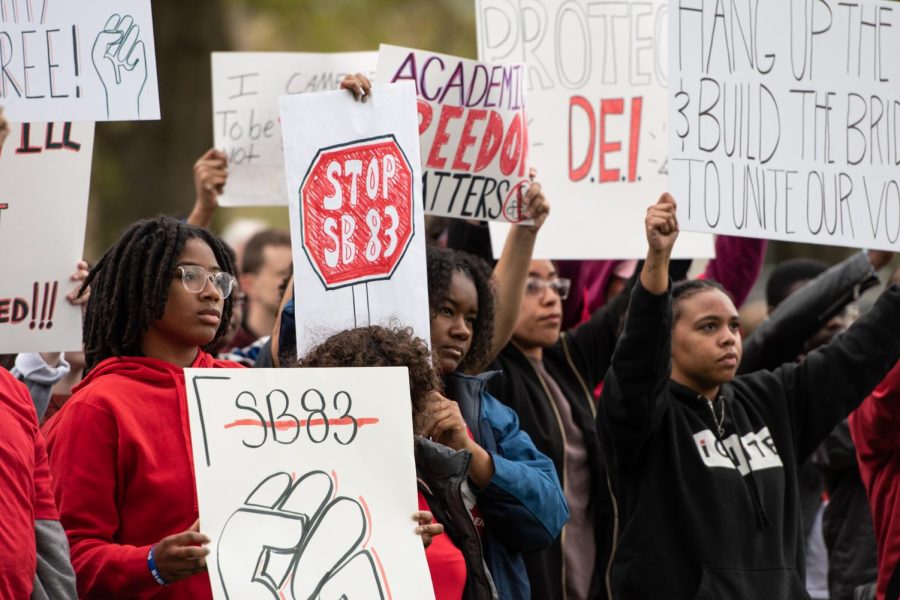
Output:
top-left (598, 280), bottom-right (900, 600)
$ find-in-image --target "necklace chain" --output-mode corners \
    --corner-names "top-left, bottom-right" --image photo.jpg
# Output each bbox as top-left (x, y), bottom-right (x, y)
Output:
top-left (706, 396), bottom-right (725, 437)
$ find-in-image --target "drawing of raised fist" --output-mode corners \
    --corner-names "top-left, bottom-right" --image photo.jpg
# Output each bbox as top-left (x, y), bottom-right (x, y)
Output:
top-left (217, 471), bottom-right (386, 600)
top-left (92, 14), bottom-right (148, 120)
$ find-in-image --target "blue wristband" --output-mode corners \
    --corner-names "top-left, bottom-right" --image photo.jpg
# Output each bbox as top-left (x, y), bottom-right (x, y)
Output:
top-left (147, 546), bottom-right (167, 586)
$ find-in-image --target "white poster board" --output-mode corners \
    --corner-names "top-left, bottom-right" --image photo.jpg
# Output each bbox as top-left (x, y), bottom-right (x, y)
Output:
top-left (280, 82), bottom-right (431, 357)
top-left (669, 0), bottom-right (900, 251)
top-left (212, 52), bottom-right (378, 206)
top-left (477, 0), bottom-right (714, 258)
top-left (377, 44), bottom-right (532, 224)
top-left (185, 367), bottom-right (435, 600)
top-left (0, 0), bottom-right (160, 122)
top-left (0, 122), bottom-right (94, 353)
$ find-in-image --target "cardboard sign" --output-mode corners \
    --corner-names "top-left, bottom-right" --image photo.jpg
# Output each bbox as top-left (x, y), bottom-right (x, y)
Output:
top-left (669, 0), bottom-right (900, 251)
top-left (0, 122), bottom-right (94, 353)
top-left (280, 82), bottom-right (430, 357)
top-left (212, 52), bottom-right (378, 206)
top-left (477, 0), bottom-right (714, 258)
top-left (377, 44), bottom-right (532, 224)
top-left (185, 367), bottom-right (435, 600)
top-left (0, 0), bottom-right (160, 122)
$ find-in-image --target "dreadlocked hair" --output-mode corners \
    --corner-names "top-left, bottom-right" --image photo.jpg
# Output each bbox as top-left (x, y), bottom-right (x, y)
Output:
top-left (297, 326), bottom-right (442, 433)
top-left (425, 245), bottom-right (496, 373)
top-left (80, 215), bottom-right (236, 371)
top-left (672, 278), bottom-right (731, 322)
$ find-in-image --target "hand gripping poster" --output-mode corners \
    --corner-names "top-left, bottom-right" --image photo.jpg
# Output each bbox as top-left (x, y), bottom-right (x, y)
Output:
top-left (185, 367), bottom-right (436, 600)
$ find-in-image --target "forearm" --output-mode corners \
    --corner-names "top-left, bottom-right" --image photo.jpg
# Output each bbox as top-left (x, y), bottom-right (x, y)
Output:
top-left (465, 443), bottom-right (495, 489)
top-left (487, 225), bottom-right (537, 368)
top-left (641, 246), bottom-right (671, 294)
top-left (186, 202), bottom-right (214, 229)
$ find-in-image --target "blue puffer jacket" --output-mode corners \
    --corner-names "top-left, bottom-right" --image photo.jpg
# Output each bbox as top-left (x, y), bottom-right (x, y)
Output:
top-left (444, 371), bottom-right (569, 599)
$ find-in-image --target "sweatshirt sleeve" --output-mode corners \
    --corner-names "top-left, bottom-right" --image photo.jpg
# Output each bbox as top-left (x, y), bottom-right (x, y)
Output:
top-left (599, 280), bottom-right (672, 462)
top-left (701, 235), bottom-right (767, 308)
top-left (849, 360), bottom-right (900, 463)
top-left (561, 281), bottom-right (632, 388)
top-left (739, 251), bottom-right (878, 374)
top-left (773, 285), bottom-right (900, 461)
top-left (13, 353), bottom-right (70, 421)
top-left (45, 402), bottom-right (159, 599)
top-left (473, 393), bottom-right (569, 552)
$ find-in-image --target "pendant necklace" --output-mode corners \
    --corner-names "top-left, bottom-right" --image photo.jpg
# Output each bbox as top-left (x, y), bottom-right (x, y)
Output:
top-left (706, 396), bottom-right (725, 437)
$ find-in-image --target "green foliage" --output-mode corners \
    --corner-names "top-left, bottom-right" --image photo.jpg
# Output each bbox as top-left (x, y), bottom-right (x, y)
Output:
top-left (225, 0), bottom-right (476, 57)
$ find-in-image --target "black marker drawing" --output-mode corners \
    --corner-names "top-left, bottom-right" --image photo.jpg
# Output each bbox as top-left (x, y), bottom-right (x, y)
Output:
top-left (217, 470), bottom-right (387, 599)
top-left (91, 14), bottom-right (148, 119)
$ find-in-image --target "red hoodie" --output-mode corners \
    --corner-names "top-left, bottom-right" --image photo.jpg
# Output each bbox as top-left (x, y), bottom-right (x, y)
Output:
top-left (849, 361), bottom-right (900, 600)
top-left (0, 368), bottom-right (58, 598)
top-left (43, 351), bottom-right (243, 599)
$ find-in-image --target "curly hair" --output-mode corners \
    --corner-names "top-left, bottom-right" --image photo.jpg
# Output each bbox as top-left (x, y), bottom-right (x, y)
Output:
top-left (80, 215), bottom-right (237, 371)
top-left (672, 278), bottom-right (731, 322)
top-left (425, 245), bottom-right (496, 373)
top-left (297, 326), bottom-right (442, 431)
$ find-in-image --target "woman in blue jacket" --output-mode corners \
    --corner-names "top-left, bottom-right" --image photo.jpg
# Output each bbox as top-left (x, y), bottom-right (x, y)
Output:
top-left (424, 245), bottom-right (569, 599)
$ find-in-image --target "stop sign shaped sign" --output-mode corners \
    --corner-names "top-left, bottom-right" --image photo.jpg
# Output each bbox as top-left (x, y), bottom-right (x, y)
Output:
top-left (299, 135), bottom-right (415, 289)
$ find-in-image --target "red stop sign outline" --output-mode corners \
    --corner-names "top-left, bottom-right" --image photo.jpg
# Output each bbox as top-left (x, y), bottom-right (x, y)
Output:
top-left (299, 134), bottom-right (415, 290)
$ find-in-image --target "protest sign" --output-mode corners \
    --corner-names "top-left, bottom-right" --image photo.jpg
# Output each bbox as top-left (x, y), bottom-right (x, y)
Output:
top-left (0, 0), bottom-right (160, 122)
top-left (476, 0), bottom-right (713, 258)
top-left (185, 367), bottom-right (435, 600)
top-left (377, 44), bottom-right (532, 224)
top-left (0, 121), bottom-right (94, 353)
top-left (669, 0), bottom-right (900, 251)
top-left (212, 52), bottom-right (378, 206)
top-left (280, 82), bottom-right (430, 357)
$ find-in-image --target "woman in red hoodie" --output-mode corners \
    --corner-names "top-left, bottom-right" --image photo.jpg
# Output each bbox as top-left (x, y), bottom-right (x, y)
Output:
top-left (44, 216), bottom-right (242, 599)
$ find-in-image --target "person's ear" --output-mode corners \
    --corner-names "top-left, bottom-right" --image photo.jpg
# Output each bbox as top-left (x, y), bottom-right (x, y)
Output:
top-left (239, 273), bottom-right (257, 297)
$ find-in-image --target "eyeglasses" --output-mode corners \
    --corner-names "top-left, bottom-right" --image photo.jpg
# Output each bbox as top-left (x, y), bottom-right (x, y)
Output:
top-left (174, 266), bottom-right (237, 299)
top-left (525, 277), bottom-right (571, 300)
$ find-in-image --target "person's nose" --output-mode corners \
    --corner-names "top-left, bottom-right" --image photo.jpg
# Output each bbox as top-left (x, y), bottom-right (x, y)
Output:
top-left (199, 275), bottom-right (222, 302)
top-left (449, 314), bottom-right (471, 341)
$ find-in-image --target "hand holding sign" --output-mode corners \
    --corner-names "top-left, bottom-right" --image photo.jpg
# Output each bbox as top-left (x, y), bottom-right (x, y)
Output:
top-left (152, 520), bottom-right (210, 584)
top-left (92, 14), bottom-right (149, 120)
top-left (341, 73), bottom-right (372, 102)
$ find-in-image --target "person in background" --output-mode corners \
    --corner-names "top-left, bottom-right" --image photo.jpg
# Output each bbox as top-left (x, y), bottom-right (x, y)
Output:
top-left (599, 193), bottom-right (900, 600)
top-left (231, 228), bottom-right (292, 347)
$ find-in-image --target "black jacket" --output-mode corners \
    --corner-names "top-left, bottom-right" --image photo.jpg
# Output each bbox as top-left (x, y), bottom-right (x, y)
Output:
top-left (599, 280), bottom-right (900, 600)
top-left (739, 251), bottom-right (879, 375)
top-left (415, 437), bottom-right (497, 600)
top-left (488, 291), bottom-right (628, 600)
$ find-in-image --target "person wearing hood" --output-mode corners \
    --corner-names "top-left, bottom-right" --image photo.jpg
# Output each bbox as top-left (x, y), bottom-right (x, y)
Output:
top-left (43, 216), bottom-right (243, 599)
top-left (598, 193), bottom-right (900, 600)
